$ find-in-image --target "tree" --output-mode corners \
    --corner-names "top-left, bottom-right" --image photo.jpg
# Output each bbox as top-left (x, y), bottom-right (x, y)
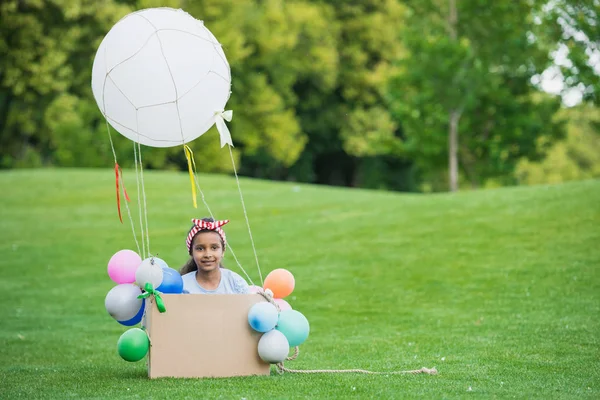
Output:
top-left (515, 103), bottom-right (600, 184)
top-left (0, 0), bottom-right (311, 173)
top-left (388, 0), bottom-right (564, 191)
top-left (537, 0), bottom-right (599, 105)
top-left (289, 0), bottom-right (408, 188)
top-left (0, 0), bottom-right (135, 168)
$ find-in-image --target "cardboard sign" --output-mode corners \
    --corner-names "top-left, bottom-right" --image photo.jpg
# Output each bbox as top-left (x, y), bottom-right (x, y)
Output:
top-left (146, 294), bottom-right (271, 378)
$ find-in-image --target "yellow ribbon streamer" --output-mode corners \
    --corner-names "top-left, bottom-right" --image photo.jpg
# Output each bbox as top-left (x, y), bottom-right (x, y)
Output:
top-left (183, 145), bottom-right (197, 208)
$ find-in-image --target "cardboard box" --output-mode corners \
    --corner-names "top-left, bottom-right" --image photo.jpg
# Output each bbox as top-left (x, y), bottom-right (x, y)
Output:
top-left (146, 294), bottom-right (271, 378)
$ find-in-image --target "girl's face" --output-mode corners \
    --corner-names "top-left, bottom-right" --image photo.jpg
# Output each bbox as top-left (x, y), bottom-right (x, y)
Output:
top-left (191, 231), bottom-right (224, 273)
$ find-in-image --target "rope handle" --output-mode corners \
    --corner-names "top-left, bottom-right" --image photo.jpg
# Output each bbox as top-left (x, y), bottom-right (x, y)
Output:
top-left (256, 288), bottom-right (281, 312)
top-left (275, 347), bottom-right (437, 375)
top-left (275, 364), bottom-right (438, 375)
top-left (274, 346), bottom-right (437, 375)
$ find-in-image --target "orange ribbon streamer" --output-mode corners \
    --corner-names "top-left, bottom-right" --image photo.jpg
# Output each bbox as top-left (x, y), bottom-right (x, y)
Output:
top-left (115, 163), bottom-right (130, 223)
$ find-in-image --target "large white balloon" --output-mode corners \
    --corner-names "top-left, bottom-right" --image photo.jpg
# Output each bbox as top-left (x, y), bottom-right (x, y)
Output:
top-left (91, 7), bottom-right (231, 148)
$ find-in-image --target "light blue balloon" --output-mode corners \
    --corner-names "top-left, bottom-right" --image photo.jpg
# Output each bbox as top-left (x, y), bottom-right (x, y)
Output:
top-left (156, 267), bottom-right (184, 294)
top-left (248, 302), bottom-right (279, 333)
top-left (276, 310), bottom-right (309, 347)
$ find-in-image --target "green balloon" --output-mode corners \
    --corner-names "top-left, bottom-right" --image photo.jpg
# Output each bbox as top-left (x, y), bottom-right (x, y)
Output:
top-left (276, 310), bottom-right (310, 347)
top-left (117, 328), bottom-right (149, 362)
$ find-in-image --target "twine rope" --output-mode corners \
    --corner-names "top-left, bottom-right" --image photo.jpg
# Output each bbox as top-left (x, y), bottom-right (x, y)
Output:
top-left (256, 288), bottom-right (280, 312)
top-left (274, 347), bottom-right (437, 376)
top-left (136, 140), bottom-right (151, 257)
top-left (228, 146), bottom-right (264, 287)
top-left (133, 140), bottom-right (146, 258)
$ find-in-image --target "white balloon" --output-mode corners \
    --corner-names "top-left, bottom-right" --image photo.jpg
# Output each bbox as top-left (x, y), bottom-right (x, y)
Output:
top-left (91, 7), bottom-right (231, 148)
top-left (257, 330), bottom-right (290, 364)
top-left (152, 257), bottom-right (169, 270)
top-left (135, 258), bottom-right (164, 289)
top-left (105, 284), bottom-right (143, 321)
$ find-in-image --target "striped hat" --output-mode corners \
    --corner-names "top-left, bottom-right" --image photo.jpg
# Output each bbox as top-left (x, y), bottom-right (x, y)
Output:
top-left (186, 219), bottom-right (229, 253)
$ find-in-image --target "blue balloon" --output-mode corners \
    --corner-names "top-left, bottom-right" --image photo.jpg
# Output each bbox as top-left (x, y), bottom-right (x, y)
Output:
top-left (156, 267), bottom-right (184, 294)
top-left (248, 302), bottom-right (279, 333)
top-left (118, 299), bottom-right (145, 326)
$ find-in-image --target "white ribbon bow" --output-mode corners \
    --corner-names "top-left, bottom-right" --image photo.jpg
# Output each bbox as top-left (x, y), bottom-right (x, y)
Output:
top-left (214, 110), bottom-right (233, 148)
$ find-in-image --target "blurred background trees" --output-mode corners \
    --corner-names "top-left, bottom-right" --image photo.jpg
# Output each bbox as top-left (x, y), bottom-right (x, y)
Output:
top-left (1, 0), bottom-right (598, 191)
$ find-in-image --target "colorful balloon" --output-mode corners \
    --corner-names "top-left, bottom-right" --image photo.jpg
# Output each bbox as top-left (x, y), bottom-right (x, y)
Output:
top-left (274, 298), bottom-right (292, 312)
top-left (135, 258), bottom-right (164, 289)
top-left (105, 284), bottom-right (143, 322)
top-left (276, 310), bottom-right (309, 347)
top-left (117, 299), bottom-right (145, 326)
top-left (156, 267), bottom-right (184, 294)
top-left (257, 329), bottom-right (289, 364)
top-left (107, 249), bottom-right (141, 284)
top-left (263, 269), bottom-right (295, 299)
top-left (248, 302), bottom-right (278, 333)
top-left (117, 328), bottom-right (149, 362)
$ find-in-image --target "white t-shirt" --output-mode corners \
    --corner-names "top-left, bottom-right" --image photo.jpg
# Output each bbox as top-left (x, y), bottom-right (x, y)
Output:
top-left (182, 268), bottom-right (249, 294)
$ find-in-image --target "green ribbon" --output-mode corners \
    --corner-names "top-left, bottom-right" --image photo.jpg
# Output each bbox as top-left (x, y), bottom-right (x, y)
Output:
top-left (138, 282), bottom-right (166, 313)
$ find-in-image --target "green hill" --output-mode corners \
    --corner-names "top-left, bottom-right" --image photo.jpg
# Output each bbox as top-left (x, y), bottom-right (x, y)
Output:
top-left (1, 169), bottom-right (598, 399)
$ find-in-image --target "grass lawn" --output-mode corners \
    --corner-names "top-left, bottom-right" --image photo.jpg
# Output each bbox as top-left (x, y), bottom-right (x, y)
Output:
top-left (0, 168), bottom-right (598, 399)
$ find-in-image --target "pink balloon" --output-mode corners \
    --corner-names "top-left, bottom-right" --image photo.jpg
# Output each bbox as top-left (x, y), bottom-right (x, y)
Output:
top-left (108, 250), bottom-right (142, 284)
top-left (248, 285), bottom-right (262, 294)
top-left (274, 298), bottom-right (292, 312)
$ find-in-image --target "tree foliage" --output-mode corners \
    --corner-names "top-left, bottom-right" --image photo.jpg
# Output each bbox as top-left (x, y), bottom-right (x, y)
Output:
top-left (0, 0), bottom-right (597, 192)
top-left (515, 103), bottom-right (600, 184)
top-left (537, 0), bottom-right (600, 105)
top-left (388, 0), bottom-right (566, 191)
top-left (0, 0), bottom-right (133, 167)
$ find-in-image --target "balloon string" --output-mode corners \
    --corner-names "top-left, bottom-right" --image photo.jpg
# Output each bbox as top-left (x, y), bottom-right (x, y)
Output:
top-left (105, 119), bottom-right (119, 164)
top-left (133, 141), bottom-right (146, 258)
top-left (183, 147), bottom-right (257, 287)
top-left (137, 141), bottom-right (151, 257)
top-left (224, 246), bottom-right (255, 288)
top-left (228, 146), bottom-right (264, 287)
top-left (130, 111), bottom-right (151, 258)
top-left (105, 119), bottom-right (141, 256)
top-left (183, 145), bottom-right (198, 209)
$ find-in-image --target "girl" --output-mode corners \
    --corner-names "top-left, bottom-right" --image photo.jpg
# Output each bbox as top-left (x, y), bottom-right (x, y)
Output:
top-left (180, 217), bottom-right (249, 294)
